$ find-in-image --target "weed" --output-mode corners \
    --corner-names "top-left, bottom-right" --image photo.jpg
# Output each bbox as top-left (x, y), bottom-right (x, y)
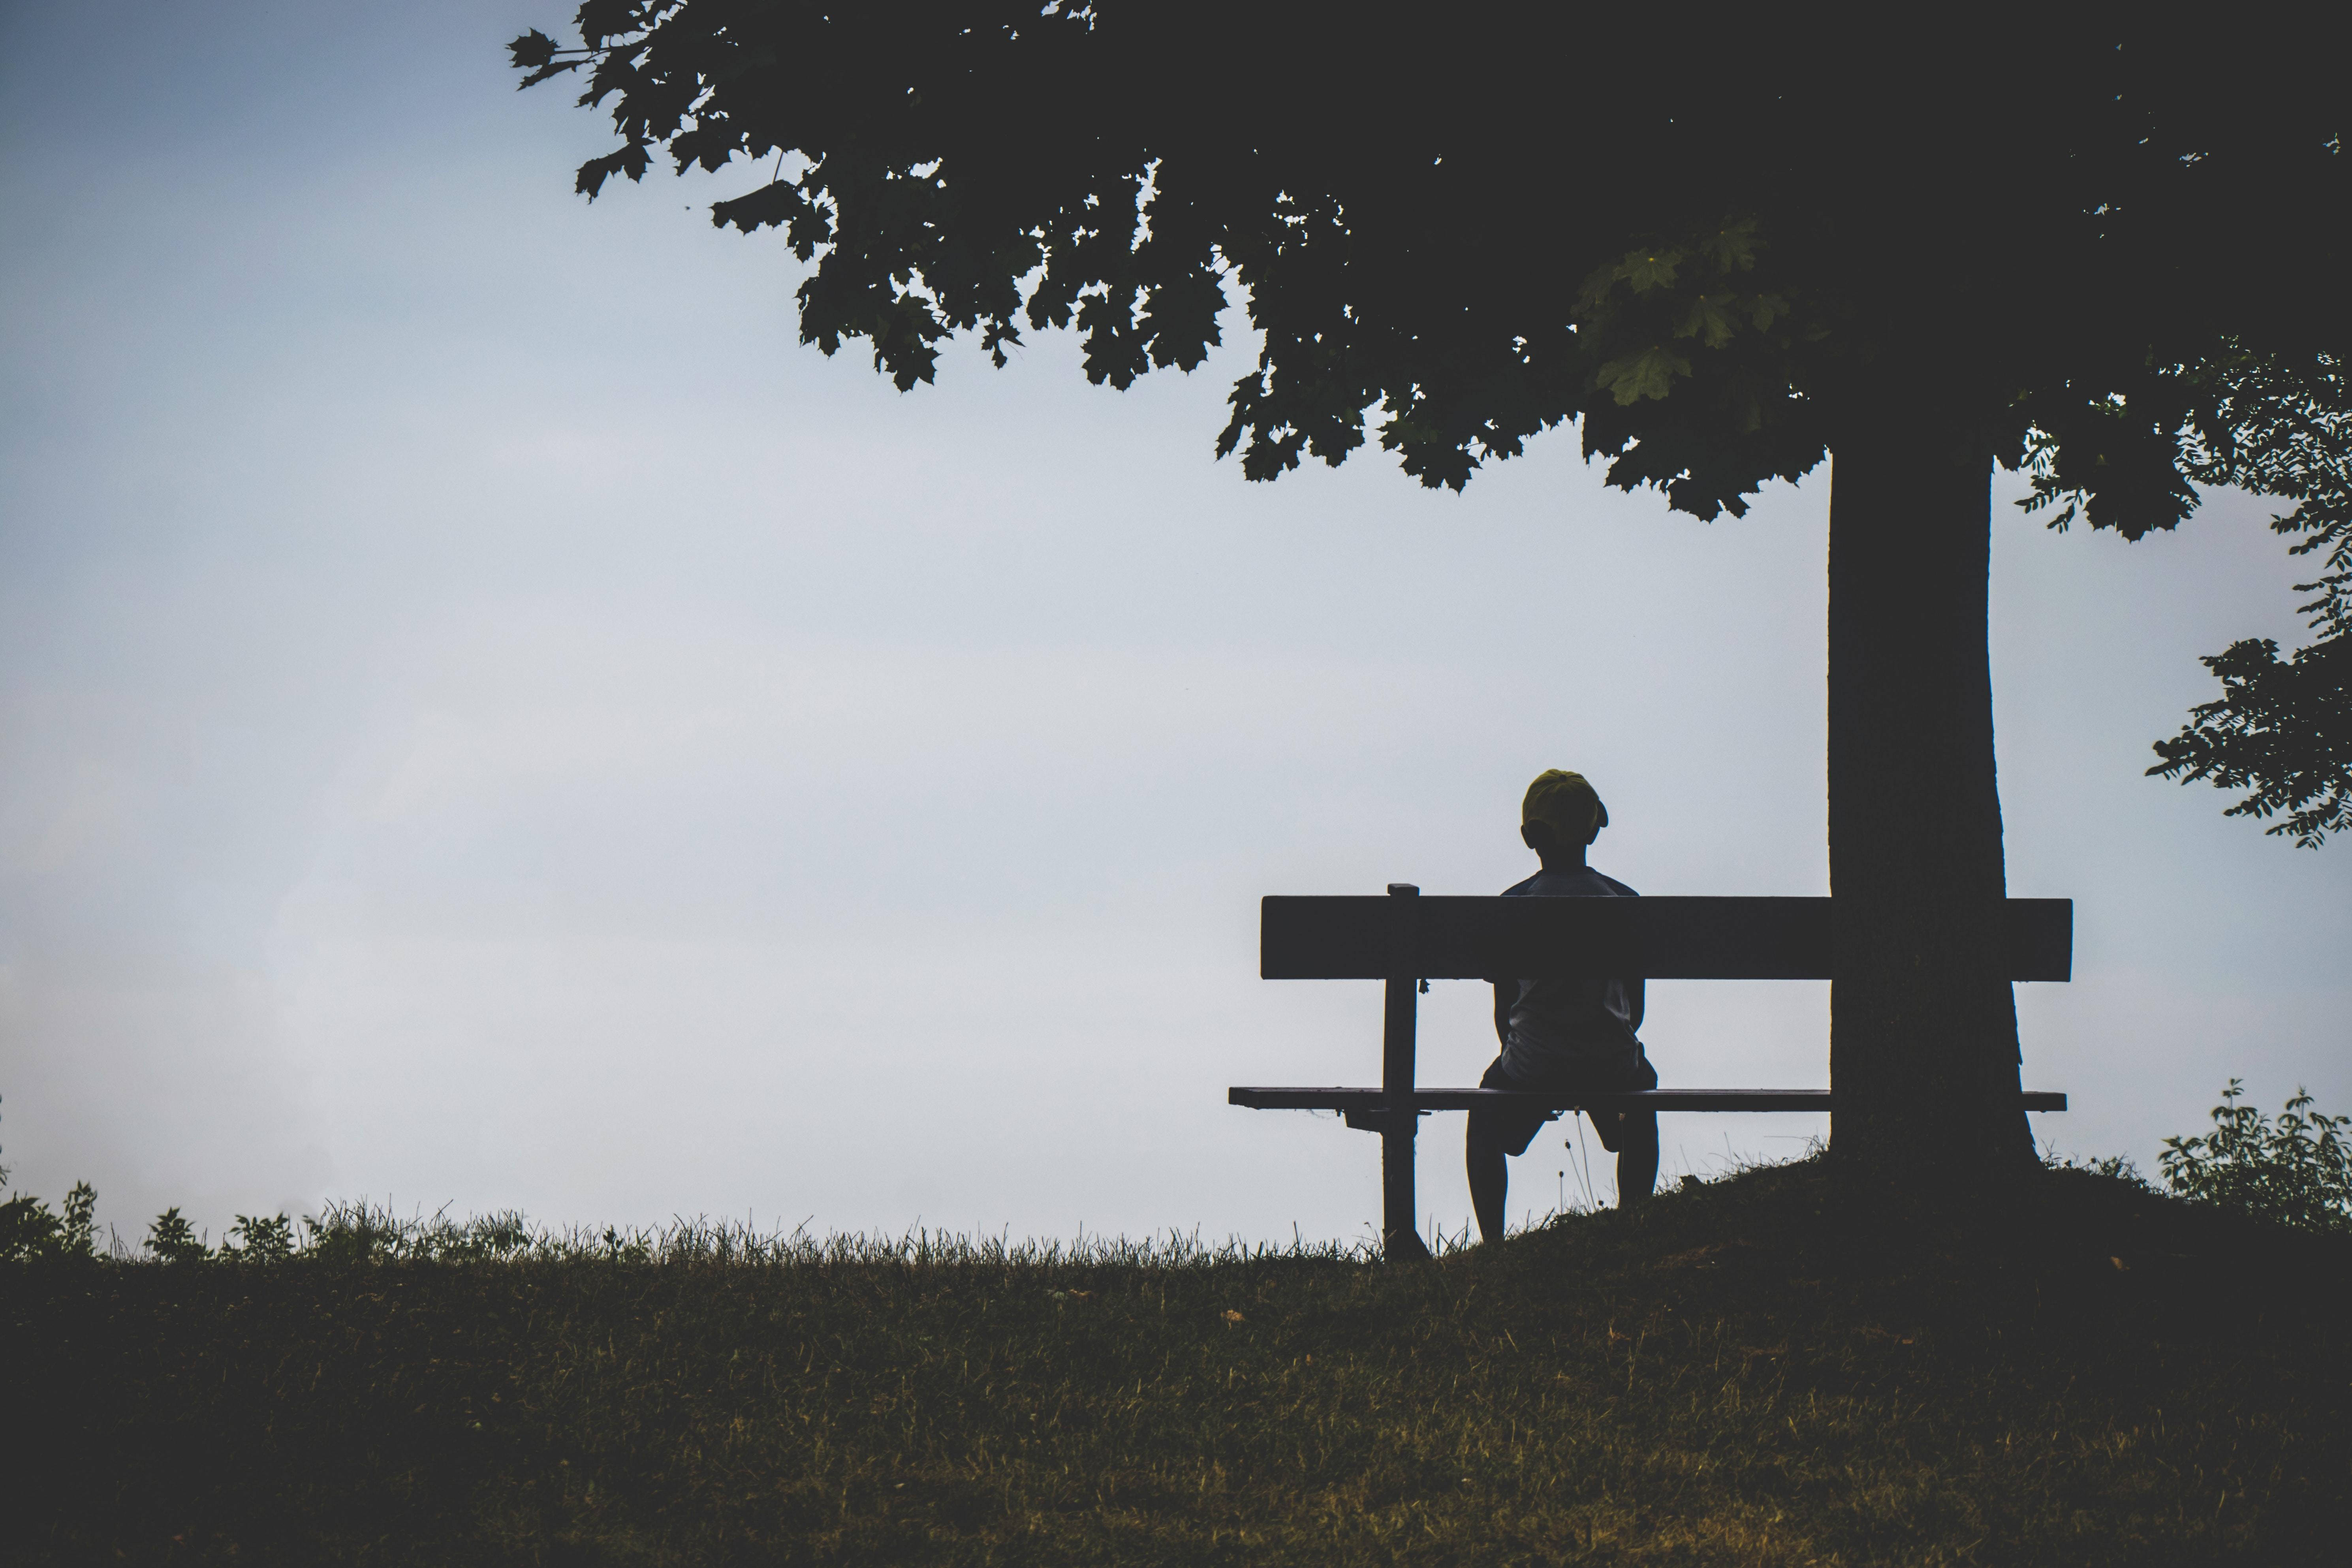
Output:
top-left (144, 1206), bottom-right (208, 1263)
top-left (224, 1213), bottom-right (297, 1262)
top-left (2043, 1149), bottom-right (2155, 1187)
top-left (2160, 1080), bottom-right (2352, 1235)
top-left (0, 1181), bottom-right (99, 1263)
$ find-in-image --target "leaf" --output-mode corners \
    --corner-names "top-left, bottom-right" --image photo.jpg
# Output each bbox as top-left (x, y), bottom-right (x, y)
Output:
top-left (508, 29), bottom-right (558, 71)
top-left (1696, 218), bottom-right (1760, 273)
top-left (1613, 248), bottom-right (1683, 293)
top-left (1573, 261), bottom-right (1623, 315)
top-left (508, 29), bottom-right (587, 91)
top-left (575, 144), bottom-right (651, 200)
top-left (1594, 347), bottom-right (1692, 405)
top-left (1677, 294), bottom-right (1738, 349)
top-left (711, 180), bottom-right (812, 235)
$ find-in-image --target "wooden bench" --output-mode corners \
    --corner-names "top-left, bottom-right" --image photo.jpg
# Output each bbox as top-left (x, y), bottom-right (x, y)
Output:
top-left (1231, 883), bottom-right (2073, 1258)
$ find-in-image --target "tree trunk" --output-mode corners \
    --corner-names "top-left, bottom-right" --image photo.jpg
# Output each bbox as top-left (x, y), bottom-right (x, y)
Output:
top-left (1827, 411), bottom-right (2037, 1179)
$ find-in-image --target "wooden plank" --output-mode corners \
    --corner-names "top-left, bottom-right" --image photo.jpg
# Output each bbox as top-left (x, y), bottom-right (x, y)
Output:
top-left (1377, 884), bottom-right (1429, 1262)
top-left (1230, 1086), bottom-right (2069, 1113)
top-left (1259, 895), bottom-right (2072, 982)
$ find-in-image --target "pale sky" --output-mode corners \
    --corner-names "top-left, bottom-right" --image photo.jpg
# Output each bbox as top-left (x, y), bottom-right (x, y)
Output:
top-left (3, 2), bottom-right (2344, 1249)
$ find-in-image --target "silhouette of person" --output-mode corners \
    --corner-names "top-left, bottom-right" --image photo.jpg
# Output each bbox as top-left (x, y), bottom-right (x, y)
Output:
top-left (1468, 769), bottom-right (1660, 1241)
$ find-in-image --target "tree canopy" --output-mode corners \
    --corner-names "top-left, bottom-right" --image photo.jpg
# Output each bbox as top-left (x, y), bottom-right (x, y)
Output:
top-left (512, 1), bottom-right (2350, 841)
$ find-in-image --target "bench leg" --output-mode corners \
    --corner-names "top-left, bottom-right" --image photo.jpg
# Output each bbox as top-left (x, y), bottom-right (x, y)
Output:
top-left (1382, 968), bottom-right (1431, 1262)
top-left (1382, 1120), bottom-right (1429, 1261)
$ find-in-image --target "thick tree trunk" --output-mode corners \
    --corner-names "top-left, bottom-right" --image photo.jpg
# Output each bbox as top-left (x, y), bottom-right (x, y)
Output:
top-left (1827, 412), bottom-right (2036, 1178)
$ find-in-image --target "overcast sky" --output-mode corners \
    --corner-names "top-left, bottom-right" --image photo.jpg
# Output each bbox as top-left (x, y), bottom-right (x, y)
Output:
top-left (4, 2), bottom-right (2345, 1250)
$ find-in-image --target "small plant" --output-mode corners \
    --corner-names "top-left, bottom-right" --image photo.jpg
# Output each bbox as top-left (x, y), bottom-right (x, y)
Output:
top-left (1, 1191), bottom-right (65, 1261)
top-left (146, 1207), bottom-right (210, 1264)
top-left (0, 1096), bottom-right (100, 1263)
top-left (1, 1181), bottom-right (100, 1263)
top-left (62, 1181), bottom-right (98, 1256)
top-left (2160, 1081), bottom-right (2352, 1236)
top-left (2042, 1151), bottom-right (2154, 1188)
top-left (224, 1213), bottom-right (297, 1262)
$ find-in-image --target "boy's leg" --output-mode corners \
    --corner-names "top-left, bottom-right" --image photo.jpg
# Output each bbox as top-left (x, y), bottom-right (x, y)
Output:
top-left (1616, 1112), bottom-right (1659, 1209)
top-left (1467, 1116), bottom-right (1508, 1243)
top-left (1613, 1052), bottom-right (1661, 1208)
top-left (1467, 1058), bottom-right (1547, 1244)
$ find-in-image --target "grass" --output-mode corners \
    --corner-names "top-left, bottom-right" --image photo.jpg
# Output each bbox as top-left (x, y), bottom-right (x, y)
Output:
top-left (6, 1155), bottom-right (2349, 1565)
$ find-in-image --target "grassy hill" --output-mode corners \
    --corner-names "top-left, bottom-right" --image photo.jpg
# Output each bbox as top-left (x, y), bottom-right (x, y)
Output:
top-left (7, 1156), bottom-right (2348, 1565)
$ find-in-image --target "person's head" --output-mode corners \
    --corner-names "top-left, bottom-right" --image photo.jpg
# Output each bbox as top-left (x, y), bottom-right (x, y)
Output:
top-left (1521, 769), bottom-right (1606, 864)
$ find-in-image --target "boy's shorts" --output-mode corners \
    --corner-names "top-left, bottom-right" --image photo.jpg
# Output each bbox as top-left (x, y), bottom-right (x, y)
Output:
top-left (1467, 1050), bottom-right (1658, 1157)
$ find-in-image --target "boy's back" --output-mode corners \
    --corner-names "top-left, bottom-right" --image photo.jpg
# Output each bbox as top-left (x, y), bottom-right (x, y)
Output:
top-left (1497, 865), bottom-right (1643, 1081)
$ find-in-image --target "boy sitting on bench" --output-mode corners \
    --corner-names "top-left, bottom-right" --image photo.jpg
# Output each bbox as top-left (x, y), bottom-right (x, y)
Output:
top-left (1468, 769), bottom-right (1660, 1240)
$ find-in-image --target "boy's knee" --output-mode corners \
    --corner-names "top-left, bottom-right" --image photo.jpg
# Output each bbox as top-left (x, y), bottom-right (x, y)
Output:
top-left (1589, 1110), bottom-right (1624, 1154)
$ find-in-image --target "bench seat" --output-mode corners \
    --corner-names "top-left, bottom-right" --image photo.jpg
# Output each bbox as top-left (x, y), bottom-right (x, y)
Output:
top-left (1231, 1086), bottom-right (2068, 1113)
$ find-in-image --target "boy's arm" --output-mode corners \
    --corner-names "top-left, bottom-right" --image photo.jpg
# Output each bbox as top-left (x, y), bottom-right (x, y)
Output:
top-left (1628, 977), bottom-right (1646, 1034)
top-left (1493, 981), bottom-right (1513, 1050)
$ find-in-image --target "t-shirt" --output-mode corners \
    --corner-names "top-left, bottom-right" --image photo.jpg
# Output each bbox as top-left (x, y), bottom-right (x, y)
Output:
top-left (1496, 865), bottom-right (1645, 1082)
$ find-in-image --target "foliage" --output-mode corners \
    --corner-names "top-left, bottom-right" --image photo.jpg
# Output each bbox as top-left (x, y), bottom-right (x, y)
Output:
top-left (2131, 353), bottom-right (2352, 845)
top-left (293, 1201), bottom-right (559, 1265)
top-left (62, 1180), bottom-right (97, 1255)
top-left (223, 1212), bottom-right (297, 1262)
top-left (2042, 1150), bottom-right (2154, 1189)
top-left (2150, 633), bottom-right (2350, 847)
top-left (0, 1195), bottom-right (59, 1261)
top-left (2160, 1081), bottom-right (2352, 1235)
top-left (499, 6), bottom-right (2348, 513)
top-left (0, 1182), bottom-right (98, 1264)
top-left (7, 1157), bottom-right (2347, 1563)
top-left (504, 4), bottom-right (2350, 840)
top-left (144, 1206), bottom-right (209, 1264)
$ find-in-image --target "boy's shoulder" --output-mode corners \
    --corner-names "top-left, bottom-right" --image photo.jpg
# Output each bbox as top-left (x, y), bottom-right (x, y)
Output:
top-left (1502, 867), bottom-right (1640, 898)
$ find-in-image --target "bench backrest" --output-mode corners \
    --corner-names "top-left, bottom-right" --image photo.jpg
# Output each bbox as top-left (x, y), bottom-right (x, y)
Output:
top-left (1261, 895), bottom-right (2072, 981)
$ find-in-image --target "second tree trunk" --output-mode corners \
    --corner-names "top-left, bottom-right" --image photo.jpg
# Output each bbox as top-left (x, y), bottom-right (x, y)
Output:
top-left (1826, 414), bottom-right (2037, 1178)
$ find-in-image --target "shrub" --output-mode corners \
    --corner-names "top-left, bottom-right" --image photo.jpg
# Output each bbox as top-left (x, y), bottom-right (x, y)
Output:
top-left (0, 1192), bottom-right (65, 1261)
top-left (224, 1212), bottom-right (296, 1262)
top-left (61, 1181), bottom-right (97, 1256)
top-left (2043, 1151), bottom-right (2154, 1188)
top-left (1, 1181), bottom-right (100, 1263)
top-left (2160, 1081), bottom-right (2352, 1236)
top-left (146, 1206), bottom-right (210, 1263)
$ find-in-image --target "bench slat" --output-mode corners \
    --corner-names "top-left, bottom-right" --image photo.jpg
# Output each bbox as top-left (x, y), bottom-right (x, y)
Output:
top-left (1230, 1086), bottom-right (2068, 1113)
top-left (1260, 895), bottom-right (2072, 982)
